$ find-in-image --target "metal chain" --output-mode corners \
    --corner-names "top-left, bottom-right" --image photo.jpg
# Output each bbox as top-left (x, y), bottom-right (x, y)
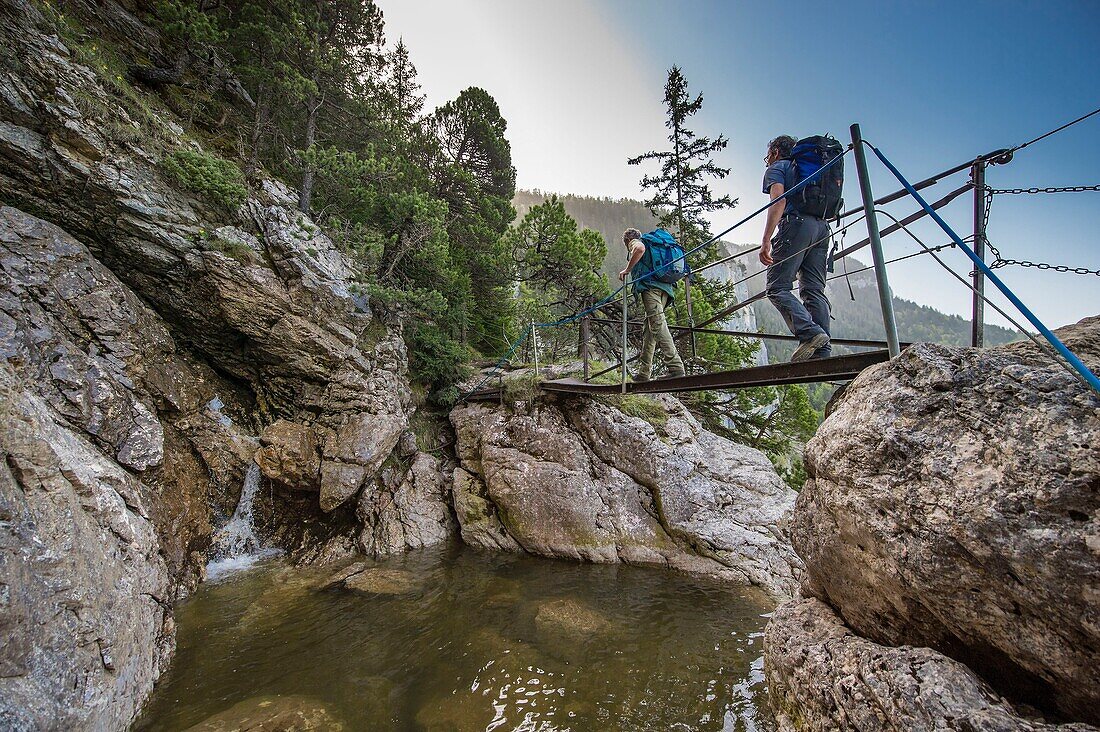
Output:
top-left (988, 184), bottom-right (1100, 195)
top-left (982, 236), bottom-right (1100, 276)
top-left (977, 185), bottom-right (1100, 276)
top-left (988, 257), bottom-right (1100, 276)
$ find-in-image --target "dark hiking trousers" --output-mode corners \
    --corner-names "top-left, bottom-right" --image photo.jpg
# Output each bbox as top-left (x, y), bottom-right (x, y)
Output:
top-left (766, 213), bottom-right (832, 358)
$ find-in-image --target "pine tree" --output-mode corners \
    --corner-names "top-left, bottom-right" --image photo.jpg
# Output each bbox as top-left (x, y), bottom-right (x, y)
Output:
top-left (430, 87), bottom-right (517, 353)
top-left (384, 39), bottom-right (425, 131)
top-left (628, 66), bottom-right (736, 245)
top-left (294, 0), bottom-right (385, 212)
top-left (503, 196), bottom-right (608, 355)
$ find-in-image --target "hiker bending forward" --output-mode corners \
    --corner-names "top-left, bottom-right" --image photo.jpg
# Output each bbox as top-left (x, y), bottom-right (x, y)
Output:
top-left (760, 135), bottom-right (833, 361)
top-left (619, 228), bottom-right (686, 382)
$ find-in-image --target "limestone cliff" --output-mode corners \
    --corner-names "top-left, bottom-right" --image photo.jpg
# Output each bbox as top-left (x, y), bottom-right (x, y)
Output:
top-left (764, 317), bottom-right (1100, 730)
top-left (451, 392), bottom-right (801, 598)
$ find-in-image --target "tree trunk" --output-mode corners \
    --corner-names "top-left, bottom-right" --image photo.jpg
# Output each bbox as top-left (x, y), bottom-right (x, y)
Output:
top-left (247, 91), bottom-right (266, 177)
top-left (672, 116), bottom-right (697, 363)
top-left (298, 17), bottom-right (324, 213)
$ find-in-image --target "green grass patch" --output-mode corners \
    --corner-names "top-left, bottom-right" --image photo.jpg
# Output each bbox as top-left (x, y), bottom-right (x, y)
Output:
top-left (598, 393), bottom-right (668, 429)
top-left (500, 372), bottom-right (541, 402)
top-left (161, 149), bottom-right (247, 211)
top-left (208, 236), bottom-right (253, 263)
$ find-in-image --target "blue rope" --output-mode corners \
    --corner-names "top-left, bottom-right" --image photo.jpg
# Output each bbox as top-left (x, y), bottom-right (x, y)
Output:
top-left (867, 141), bottom-right (1100, 396)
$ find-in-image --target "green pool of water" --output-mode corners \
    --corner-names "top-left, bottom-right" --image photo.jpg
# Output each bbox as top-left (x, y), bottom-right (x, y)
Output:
top-left (135, 543), bottom-right (776, 731)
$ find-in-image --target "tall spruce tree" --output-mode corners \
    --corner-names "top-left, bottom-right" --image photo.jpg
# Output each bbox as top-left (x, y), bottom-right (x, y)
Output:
top-left (627, 67), bottom-right (818, 487)
top-left (628, 66), bottom-right (736, 245)
top-left (384, 39), bottom-right (425, 131)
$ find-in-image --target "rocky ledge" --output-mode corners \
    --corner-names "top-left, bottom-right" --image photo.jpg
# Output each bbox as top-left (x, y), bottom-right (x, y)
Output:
top-left (765, 316), bottom-right (1100, 729)
top-left (451, 392), bottom-right (801, 598)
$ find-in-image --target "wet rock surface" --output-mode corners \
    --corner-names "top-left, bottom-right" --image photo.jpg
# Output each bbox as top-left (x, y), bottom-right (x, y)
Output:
top-left (450, 394), bottom-right (801, 598)
top-left (766, 317), bottom-right (1100, 728)
top-left (323, 563), bottom-right (421, 596)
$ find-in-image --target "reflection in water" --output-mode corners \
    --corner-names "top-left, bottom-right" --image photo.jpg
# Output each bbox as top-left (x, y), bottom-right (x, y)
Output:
top-left (135, 544), bottom-right (776, 731)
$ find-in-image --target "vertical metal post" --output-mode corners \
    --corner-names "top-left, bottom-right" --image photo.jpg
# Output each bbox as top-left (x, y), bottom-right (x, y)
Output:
top-left (683, 276), bottom-right (697, 365)
top-left (531, 321), bottom-right (539, 375)
top-left (621, 280), bottom-right (629, 393)
top-left (580, 311), bottom-right (590, 381)
top-left (850, 124), bottom-right (901, 358)
top-left (971, 160), bottom-right (987, 347)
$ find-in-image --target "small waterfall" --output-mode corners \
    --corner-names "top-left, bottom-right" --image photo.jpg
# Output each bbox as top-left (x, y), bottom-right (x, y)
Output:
top-left (206, 462), bottom-right (279, 581)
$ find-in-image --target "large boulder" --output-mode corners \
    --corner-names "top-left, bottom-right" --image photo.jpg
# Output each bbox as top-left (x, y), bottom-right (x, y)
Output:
top-left (358, 451), bottom-right (456, 556)
top-left (765, 597), bottom-right (1099, 732)
top-left (451, 393), bottom-right (800, 597)
top-left (775, 316), bottom-right (1100, 725)
top-left (255, 419), bottom-right (321, 491)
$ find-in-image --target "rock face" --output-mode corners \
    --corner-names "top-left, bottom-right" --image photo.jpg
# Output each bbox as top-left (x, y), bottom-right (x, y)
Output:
top-left (0, 363), bottom-right (172, 731)
top-left (765, 317), bottom-right (1100, 728)
top-left (451, 394), bottom-right (800, 598)
top-left (0, 1), bottom-right (455, 727)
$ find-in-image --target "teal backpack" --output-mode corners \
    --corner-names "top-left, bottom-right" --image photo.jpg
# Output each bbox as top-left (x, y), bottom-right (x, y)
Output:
top-left (639, 229), bottom-right (690, 284)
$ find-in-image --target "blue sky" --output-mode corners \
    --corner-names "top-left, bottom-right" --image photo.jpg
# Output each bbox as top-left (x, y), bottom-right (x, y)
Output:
top-left (381, 1), bottom-right (1099, 329)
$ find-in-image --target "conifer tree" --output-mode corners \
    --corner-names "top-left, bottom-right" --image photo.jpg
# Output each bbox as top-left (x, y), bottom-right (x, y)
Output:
top-left (430, 87), bottom-right (517, 352)
top-left (294, 0), bottom-right (384, 212)
top-left (628, 66), bottom-right (736, 245)
top-left (503, 196), bottom-right (607, 352)
top-left (384, 39), bottom-right (425, 131)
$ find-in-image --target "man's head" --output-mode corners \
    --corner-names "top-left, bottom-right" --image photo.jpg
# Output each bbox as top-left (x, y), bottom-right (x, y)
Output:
top-left (622, 228), bottom-right (642, 248)
top-left (766, 135), bottom-right (796, 166)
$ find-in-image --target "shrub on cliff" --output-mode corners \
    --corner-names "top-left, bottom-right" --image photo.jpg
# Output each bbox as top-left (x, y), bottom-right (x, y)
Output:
top-left (161, 150), bottom-right (247, 211)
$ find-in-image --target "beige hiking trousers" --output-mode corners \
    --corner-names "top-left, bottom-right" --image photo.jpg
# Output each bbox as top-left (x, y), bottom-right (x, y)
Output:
top-left (638, 288), bottom-right (685, 380)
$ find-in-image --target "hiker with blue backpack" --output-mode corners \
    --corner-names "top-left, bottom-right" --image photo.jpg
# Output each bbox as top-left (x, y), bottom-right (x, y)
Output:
top-left (619, 228), bottom-right (687, 382)
top-left (760, 134), bottom-right (845, 361)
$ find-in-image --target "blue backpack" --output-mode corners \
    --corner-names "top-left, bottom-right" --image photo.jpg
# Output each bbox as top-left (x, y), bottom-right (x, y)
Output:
top-left (787, 135), bottom-right (844, 218)
top-left (639, 229), bottom-right (689, 284)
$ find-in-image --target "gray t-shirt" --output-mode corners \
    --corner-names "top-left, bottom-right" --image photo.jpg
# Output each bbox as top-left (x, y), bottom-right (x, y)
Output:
top-left (762, 159), bottom-right (797, 195)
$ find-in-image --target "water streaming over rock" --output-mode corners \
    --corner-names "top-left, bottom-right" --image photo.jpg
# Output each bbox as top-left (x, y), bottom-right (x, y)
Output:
top-left (206, 462), bottom-right (279, 581)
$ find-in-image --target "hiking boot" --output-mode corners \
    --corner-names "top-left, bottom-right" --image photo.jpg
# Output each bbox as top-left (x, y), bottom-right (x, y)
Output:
top-left (791, 333), bottom-right (831, 363)
top-left (633, 373), bottom-right (651, 383)
top-left (664, 367), bottom-right (686, 379)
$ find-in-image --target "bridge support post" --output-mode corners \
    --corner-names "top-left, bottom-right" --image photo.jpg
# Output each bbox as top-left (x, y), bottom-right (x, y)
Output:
top-left (531, 321), bottom-right (539, 375)
top-left (580, 309), bottom-right (590, 381)
top-left (621, 278), bottom-right (629, 393)
top-left (971, 159), bottom-right (987, 347)
top-left (850, 124), bottom-right (901, 358)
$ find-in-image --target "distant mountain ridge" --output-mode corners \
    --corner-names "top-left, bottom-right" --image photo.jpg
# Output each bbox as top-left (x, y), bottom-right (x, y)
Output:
top-left (512, 190), bottom-right (1018, 360)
